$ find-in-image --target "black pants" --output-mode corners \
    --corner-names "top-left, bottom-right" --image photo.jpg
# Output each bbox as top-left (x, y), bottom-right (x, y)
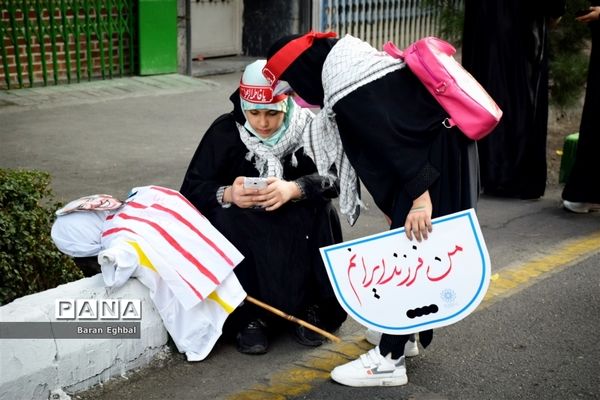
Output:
top-left (379, 329), bottom-right (433, 359)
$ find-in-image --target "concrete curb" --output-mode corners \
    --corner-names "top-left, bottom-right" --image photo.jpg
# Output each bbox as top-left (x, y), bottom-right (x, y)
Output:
top-left (0, 275), bottom-right (168, 400)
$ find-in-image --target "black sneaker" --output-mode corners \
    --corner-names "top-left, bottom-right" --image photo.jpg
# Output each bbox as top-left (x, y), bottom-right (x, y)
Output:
top-left (236, 319), bottom-right (268, 355)
top-left (294, 305), bottom-right (326, 347)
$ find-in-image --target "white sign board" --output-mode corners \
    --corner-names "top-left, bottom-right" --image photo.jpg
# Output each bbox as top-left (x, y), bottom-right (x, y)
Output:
top-left (320, 208), bottom-right (491, 334)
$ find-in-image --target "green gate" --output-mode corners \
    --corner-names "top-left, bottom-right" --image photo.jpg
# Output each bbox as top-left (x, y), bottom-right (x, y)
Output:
top-left (0, 0), bottom-right (135, 89)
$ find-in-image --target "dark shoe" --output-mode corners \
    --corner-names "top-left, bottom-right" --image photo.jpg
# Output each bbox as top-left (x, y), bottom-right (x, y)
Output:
top-left (236, 319), bottom-right (268, 355)
top-left (294, 305), bottom-right (326, 347)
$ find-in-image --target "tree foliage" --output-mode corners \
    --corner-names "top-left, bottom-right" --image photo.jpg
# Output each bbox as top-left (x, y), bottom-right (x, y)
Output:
top-left (0, 169), bottom-right (83, 305)
top-left (548, 0), bottom-right (591, 108)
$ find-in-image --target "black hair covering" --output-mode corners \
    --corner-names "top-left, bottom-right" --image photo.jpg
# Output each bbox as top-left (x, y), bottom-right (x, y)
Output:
top-left (228, 88), bottom-right (245, 125)
top-left (267, 34), bottom-right (338, 107)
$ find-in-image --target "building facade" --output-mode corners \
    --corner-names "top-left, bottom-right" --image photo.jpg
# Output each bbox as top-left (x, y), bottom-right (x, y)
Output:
top-left (1, 0), bottom-right (448, 89)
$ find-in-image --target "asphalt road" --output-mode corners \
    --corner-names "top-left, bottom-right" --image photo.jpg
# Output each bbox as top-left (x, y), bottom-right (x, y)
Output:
top-left (1, 72), bottom-right (599, 400)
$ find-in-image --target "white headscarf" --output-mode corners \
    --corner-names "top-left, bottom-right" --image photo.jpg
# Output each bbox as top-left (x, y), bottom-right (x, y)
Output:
top-left (51, 211), bottom-right (109, 257)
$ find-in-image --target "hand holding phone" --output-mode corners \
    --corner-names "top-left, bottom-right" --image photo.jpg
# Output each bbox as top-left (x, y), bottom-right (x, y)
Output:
top-left (243, 177), bottom-right (268, 190)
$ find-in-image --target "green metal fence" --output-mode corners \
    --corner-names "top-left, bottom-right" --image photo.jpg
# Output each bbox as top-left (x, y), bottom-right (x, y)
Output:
top-left (0, 0), bottom-right (134, 89)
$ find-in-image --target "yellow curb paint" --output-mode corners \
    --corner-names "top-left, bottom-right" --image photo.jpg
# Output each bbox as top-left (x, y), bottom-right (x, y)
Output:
top-left (477, 231), bottom-right (600, 310)
top-left (226, 231), bottom-right (600, 400)
top-left (227, 391), bottom-right (285, 400)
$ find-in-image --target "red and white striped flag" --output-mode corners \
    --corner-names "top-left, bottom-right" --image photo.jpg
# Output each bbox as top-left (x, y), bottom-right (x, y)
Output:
top-left (101, 185), bottom-right (244, 310)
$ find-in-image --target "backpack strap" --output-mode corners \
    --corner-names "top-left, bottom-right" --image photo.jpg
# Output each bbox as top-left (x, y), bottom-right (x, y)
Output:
top-left (426, 37), bottom-right (456, 56)
top-left (383, 41), bottom-right (405, 59)
top-left (384, 38), bottom-right (456, 59)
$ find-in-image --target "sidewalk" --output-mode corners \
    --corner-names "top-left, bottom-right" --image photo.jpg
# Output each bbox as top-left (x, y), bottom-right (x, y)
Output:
top-left (0, 74), bottom-right (217, 113)
top-left (0, 55), bottom-right (255, 114)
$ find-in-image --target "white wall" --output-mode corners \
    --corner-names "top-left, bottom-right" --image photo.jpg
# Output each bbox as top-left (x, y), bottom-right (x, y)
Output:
top-left (0, 275), bottom-right (169, 400)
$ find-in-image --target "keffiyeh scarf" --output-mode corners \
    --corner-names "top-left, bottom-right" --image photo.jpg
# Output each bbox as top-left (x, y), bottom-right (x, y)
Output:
top-left (238, 100), bottom-right (313, 178)
top-left (302, 34), bottom-right (405, 225)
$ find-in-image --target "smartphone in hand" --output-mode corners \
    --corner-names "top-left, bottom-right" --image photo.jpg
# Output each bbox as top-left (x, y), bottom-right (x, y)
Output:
top-left (243, 177), bottom-right (268, 189)
top-left (575, 8), bottom-right (590, 17)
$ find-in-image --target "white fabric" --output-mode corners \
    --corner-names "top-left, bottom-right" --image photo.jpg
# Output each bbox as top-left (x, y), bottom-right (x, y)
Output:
top-left (98, 242), bottom-right (139, 288)
top-left (99, 239), bottom-right (246, 362)
top-left (51, 185), bottom-right (247, 361)
top-left (51, 210), bottom-right (110, 257)
top-left (162, 274), bottom-right (245, 361)
top-left (237, 100), bottom-right (314, 178)
top-left (303, 34), bottom-right (405, 225)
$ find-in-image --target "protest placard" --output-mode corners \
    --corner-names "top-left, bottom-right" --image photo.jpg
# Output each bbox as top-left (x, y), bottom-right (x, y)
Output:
top-left (320, 208), bottom-right (491, 334)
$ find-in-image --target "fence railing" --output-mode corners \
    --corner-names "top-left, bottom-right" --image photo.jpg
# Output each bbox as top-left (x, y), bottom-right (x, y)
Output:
top-left (316, 0), bottom-right (457, 50)
top-left (0, 0), bottom-right (135, 90)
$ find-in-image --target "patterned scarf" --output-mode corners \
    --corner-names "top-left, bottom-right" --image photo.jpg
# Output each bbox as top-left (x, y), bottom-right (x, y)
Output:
top-left (238, 99), bottom-right (313, 178)
top-left (302, 34), bottom-right (404, 225)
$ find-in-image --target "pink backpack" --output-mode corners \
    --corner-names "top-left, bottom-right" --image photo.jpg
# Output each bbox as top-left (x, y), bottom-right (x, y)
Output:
top-left (383, 37), bottom-right (502, 140)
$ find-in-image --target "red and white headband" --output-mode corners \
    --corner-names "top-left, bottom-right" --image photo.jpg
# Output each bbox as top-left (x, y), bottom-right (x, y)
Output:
top-left (239, 82), bottom-right (288, 104)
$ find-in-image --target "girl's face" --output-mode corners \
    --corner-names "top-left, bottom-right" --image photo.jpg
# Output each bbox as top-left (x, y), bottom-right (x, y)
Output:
top-left (245, 109), bottom-right (285, 138)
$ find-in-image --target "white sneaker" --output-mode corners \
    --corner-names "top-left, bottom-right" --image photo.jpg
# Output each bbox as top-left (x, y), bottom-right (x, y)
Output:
top-left (331, 346), bottom-right (408, 387)
top-left (563, 200), bottom-right (600, 214)
top-left (364, 329), bottom-right (419, 357)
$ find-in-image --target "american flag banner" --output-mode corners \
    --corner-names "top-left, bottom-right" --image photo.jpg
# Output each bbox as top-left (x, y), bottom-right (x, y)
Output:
top-left (171, 273), bottom-right (247, 361)
top-left (109, 239), bottom-right (246, 361)
top-left (101, 185), bottom-right (244, 310)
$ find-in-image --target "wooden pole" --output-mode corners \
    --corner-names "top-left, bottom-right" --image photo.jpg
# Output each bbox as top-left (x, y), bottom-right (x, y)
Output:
top-left (245, 295), bottom-right (341, 343)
